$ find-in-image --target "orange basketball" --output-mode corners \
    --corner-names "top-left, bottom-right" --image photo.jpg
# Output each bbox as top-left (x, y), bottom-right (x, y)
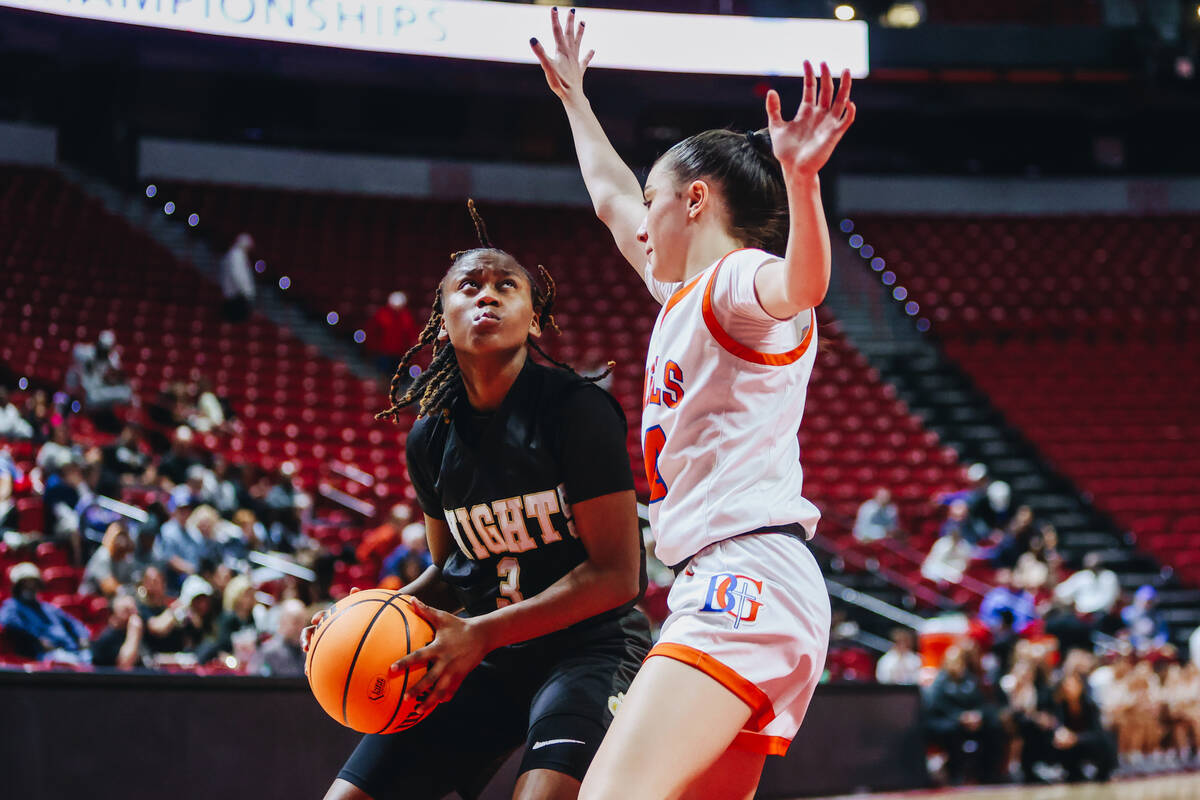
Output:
top-left (305, 589), bottom-right (436, 734)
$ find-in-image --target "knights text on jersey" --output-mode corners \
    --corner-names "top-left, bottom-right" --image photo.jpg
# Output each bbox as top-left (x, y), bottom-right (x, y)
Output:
top-left (641, 248), bottom-right (822, 568)
top-left (406, 359), bottom-right (645, 632)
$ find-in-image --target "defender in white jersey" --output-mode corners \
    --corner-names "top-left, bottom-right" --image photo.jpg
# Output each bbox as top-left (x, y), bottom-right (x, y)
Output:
top-left (534, 7), bottom-right (855, 798)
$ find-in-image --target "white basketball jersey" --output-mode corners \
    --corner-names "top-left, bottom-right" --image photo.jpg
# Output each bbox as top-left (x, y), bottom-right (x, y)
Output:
top-left (641, 248), bottom-right (821, 567)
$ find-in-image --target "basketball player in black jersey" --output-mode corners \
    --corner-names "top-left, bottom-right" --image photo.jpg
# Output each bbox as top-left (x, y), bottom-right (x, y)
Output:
top-left (315, 204), bottom-right (652, 800)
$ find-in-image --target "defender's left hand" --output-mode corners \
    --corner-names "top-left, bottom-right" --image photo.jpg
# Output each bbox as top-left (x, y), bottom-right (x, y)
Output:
top-left (389, 599), bottom-right (489, 709)
top-left (765, 61), bottom-right (855, 178)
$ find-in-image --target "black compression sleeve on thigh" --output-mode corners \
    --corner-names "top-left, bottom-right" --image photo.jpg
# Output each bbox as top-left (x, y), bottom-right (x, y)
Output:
top-left (518, 714), bottom-right (608, 782)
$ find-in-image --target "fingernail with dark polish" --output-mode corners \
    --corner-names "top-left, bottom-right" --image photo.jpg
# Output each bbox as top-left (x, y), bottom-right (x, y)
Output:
top-left (530, 37), bottom-right (538, 45)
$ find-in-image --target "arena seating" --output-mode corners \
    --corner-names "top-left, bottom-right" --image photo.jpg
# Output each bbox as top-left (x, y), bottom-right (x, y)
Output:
top-left (0, 166), bottom-right (976, 666)
top-left (848, 213), bottom-right (1200, 584)
top-left (149, 180), bottom-right (973, 597)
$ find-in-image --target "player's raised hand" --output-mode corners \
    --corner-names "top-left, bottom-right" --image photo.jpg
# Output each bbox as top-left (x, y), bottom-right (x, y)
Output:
top-left (530, 7), bottom-right (595, 103)
top-left (389, 598), bottom-right (488, 709)
top-left (765, 61), bottom-right (856, 179)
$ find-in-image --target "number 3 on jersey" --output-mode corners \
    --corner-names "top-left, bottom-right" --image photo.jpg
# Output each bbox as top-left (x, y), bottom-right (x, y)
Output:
top-left (643, 425), bottom-right (668, 503)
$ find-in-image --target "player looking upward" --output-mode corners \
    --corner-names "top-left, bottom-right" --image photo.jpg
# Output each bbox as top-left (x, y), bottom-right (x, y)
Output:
top-left (533, 8), bottom-right (855, 799)
top-left (315, 203), bottom-right (651, 800)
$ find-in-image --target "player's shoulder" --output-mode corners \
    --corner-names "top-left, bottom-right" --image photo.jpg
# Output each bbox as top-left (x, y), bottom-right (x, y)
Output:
top-left (716, 247), bottom-right (779, 272)
top-left (533, 362), bottom-right (626, 425)
top-left (406, 412), bottom-right (447, 458)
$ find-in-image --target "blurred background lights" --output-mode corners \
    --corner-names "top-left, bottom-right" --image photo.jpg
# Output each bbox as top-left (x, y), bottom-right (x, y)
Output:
top-left (871, 257), bottom-right (886, 271)
top-left (326, 311), bottom-right (339, 325)
top-left (839, 219), bottom-right (854, 233)
top-left (916, 318), bottom-right (931, 332)
top-left (848, 234), bottom-right (864, 249)
top-left (17, 377), bottom-right (28, 390)
top-left (353, 329), bottom-right (366, 344)
top-left (409, 365), bottom-right (422, 379)
top-left (892, 286), bottom-right (908, 300)
top-left (163, 201), bottom-right (175, 215)
top-left (834, 4), bottom-right (856, 21)
top-left (884, 2), bottom-right (923, 27)
top-left (254, 260), bottom-right (266, 274)
top-left (860, 244), bottom-right (875, 258)
top-left (187, 213), bottom-right (200, 227)
top-left (905, 301), bottom-right (921, 315)
top-left (144, 185), bottom-right (157, 198)
top-left (278, 276), bottom-right (291, 290)
top-left (882, 271), bottom-right (897, 285)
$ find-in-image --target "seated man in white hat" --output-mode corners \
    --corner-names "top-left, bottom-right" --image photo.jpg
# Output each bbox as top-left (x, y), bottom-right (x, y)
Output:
top-left (0, 562), bottom-right (91, 662)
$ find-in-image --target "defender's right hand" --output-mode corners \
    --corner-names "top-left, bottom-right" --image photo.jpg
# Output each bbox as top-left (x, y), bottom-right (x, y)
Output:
top-left (531, 7), bottom-right (595, 103)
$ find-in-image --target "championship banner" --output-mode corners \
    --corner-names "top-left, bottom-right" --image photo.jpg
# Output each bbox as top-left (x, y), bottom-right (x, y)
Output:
top-left (0, 0), bottom-right (868, 78)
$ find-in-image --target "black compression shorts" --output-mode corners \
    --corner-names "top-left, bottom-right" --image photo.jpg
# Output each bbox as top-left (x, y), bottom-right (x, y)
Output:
top-left (336, 612), bottom-right (650, 800)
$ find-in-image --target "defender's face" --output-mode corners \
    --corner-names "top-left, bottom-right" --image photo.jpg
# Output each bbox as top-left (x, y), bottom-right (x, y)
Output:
top-left (440, 253), bottom-right (540, 357)
top-left (637, 163), bottom-right (692, 283)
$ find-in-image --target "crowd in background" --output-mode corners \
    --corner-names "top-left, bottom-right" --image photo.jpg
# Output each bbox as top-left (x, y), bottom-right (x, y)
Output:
top-left (854, 466), bottom-right (1199, 784)
top-left (0, 331), bottom-right (431, 675)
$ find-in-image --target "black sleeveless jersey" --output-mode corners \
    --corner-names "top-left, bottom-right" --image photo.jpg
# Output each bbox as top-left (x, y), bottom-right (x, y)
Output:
top-left (406, 359), bottom-right (647, 637)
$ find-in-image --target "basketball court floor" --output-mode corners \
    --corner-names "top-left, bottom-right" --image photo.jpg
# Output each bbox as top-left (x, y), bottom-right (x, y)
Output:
top-left (811, 772), bottom-right (1200, 800)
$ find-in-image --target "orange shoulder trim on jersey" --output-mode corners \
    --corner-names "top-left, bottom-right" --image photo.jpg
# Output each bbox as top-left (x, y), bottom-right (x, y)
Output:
top-left (701, 255), bottom-right (815, 366)
top-left (662, 270), bottom-right (708, 318)
top-left (731, 730), bottom-right (792, 756)
top-left (646, 642), bottom-right (776, 731)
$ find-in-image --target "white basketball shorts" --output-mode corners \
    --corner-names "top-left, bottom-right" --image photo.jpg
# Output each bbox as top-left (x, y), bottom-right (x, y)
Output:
top-left (646, 532), bottom-right (831, 755)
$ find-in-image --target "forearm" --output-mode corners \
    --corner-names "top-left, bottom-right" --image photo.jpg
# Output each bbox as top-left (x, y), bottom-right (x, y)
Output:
top-left (400, 564), bottom-right (461, 613)
top-left (117, 630), bottom-right (142, 669)
top-left (473, 560), bottom-right (636, 652)
top-left (561, 97), bottom-right (643, 221)
top-left (780, 172), bottom-right (831, 310)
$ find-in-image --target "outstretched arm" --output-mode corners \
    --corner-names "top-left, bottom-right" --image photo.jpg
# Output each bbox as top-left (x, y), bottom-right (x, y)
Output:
top-left (532, 8), bottom-right (647, 277)
top-left (755, 61), bottom-right (856, 319)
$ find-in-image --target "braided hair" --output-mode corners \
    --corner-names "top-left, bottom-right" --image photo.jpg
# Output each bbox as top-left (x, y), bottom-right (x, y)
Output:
top-left (376, 200), bottom-right (614, 423)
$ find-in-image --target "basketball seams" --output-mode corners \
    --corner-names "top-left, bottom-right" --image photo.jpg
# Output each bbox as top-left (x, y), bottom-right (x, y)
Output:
top-left (339, 591), bottom-right (410, 727)
top-left (306, 596), bottom-right (388, 678)
top-left (376, 596), bottom-right (417, 734)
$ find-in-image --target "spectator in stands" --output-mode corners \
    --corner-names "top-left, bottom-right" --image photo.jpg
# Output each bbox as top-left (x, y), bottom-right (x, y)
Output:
top-left (91, 592), bottom-right (148, 670)
top-left (22, 389), bottom-right (57, 445)
top-left (42, 460), bottom-right (84, 564)
top-left (36, 424), bottom-right (78, 475)
top-left (365, 291), bottom-right (419, 376)
top-left (159, 426), bottom-right (202, 488)
top-left (876, 628), bottom-right (923, 685)
top-left (976, 479), bottom-right (1013, 533)
top-left (101, 425), bottom-right (149, 489)
top-left (74, 461), bottom-right (123, 542)
top-left (80, 521), bottom-right (136, 597)
top-left (1013, 523), bottom-right (1062, 594)
top-left (979, 569), bottom-right (1037, 634)
top-left (355, 503), bottom-right (414, 570)
top-left (1191, 625), bottom-right (1200, 669)
top-left (175, 574), bottom-right (218, 658)
top-left (220, 233), bottom-right (256, 323)
top-left (923, 512), bottom-right (973, 584)
top-left (253, 597), bottom-right (308, 677)
top-left (0, 563), bottom-right (91, 662)
top-left (1043, 595), bottom-right (1095, 655)
top-left (210, 456), bottom-right (244, 517)
top-left (197, 573), bottom-right (260, 664)
top-left (69, 330), bottom-right (133, 433)
top-left (924, 644), bottom-right (1005, 784)
top-left (262, 462), bottom-right (306, 550)
top-left (939, 498), bottom-right (975, 542)
top-left (136, 565), bottom-right (184, 654)
top-left (1030, 671), bottom-right (1117, 782)
top-left (853, 487), bottom-right (900, 543)
top-left (0, 386), bottom-right (33, 439)
top-left (154, 500), bottom-right (216, 581)
top-left (991, 505), bottom-right (1037, 569)
top-left (1121, 585), bottom-right (1169, 653)
top-left (0, 457), bottom-right (14, 533)
top-left (1055, 553), bottom-right (1120, 619)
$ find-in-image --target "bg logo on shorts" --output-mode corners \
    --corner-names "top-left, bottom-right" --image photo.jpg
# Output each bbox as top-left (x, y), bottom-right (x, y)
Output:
top-left (700, 573), bottom-right (764, 629)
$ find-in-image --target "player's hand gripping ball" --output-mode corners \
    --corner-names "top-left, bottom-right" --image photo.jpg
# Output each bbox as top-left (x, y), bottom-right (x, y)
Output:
top-left (305, 589), bottom-right (436, 734)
